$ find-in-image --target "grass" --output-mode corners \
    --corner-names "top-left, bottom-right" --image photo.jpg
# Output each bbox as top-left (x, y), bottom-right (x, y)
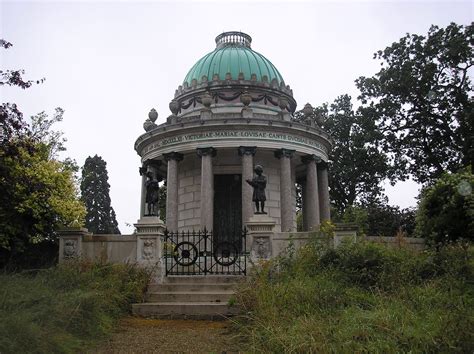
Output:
top-left (234, 240), bottom-right (474, 353)
top-left (0, 260), bottom-right (151, 353)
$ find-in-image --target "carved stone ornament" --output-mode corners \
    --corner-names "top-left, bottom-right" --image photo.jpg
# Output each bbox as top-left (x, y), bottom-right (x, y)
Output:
top-left (64, 239), bottom-right (77, 258)
top-left (240, 91), bottom-right (252, 107)
top-left (169, 100), bottom-right (180, 115)
top-left (142, 239), bottom-right (155, 260)
top-left (201, 92), bottom-right (213, 108)
top-left (252, 237), bottom-right (270, 260)
top-left (143, 119), bottom-right (157, 132)
top-left (148, 108), bottom-right (158, 123)
top-left (303, 103), bottom-right (314, 117)
top-left (278, 96), bottom-right (288, 111)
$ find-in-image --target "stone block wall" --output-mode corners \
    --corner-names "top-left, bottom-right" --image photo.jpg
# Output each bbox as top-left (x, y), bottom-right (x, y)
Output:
top-left (175, 149), bottom-right (297, 232)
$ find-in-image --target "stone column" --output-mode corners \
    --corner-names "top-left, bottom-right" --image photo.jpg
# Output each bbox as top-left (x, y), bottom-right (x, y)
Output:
top-left (197, 147), bottom-right (216, 231)
top-left (275, 148), bottom-right (295, 232)
top-left (163, 152), bottom-right (183, 232)
top-left (318, 161), bottom-right (331, 222)
top-left (238, 146), bottom-right (257, 226)
top-left (300, 180), bottom-right (308, 231)
top-left (302, 155), bottom-right (320, 230)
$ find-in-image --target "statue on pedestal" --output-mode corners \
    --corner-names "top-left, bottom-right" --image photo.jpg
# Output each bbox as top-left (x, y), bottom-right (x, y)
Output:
top-left (246, 165), bottom-right (267, 214)
top-left (145, 172), bottom-right (159, 216)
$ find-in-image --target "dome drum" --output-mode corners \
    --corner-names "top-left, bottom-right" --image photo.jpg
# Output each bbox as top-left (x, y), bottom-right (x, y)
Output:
top-left (172, 85), bottom-right (296, 118)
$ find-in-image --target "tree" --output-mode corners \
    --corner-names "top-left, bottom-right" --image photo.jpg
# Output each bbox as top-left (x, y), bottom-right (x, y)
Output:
top-left (295, 95), bottom-right (392, 216)
top-left (80, 155), bottom-right (120, 234)
top-left (1, 40), bottom-right (85, 268)
top-left (415, 168), bottom-right (473, 245)
top-left (356, 22), bottom-right (473, 184)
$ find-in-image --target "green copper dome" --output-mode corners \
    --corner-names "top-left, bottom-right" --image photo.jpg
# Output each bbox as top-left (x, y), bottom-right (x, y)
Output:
top-left (183, 32), bottom-right (285, 86)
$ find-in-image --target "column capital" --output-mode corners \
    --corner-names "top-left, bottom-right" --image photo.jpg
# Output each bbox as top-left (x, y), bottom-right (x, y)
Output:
top-left (318, 160), bottom-right (329, 169)
top-left (238, 146), bottom-right (257, 156)
top-left (274, 148), bottom-right (295, 159)
top-left (301, 154), bottom-right (322, 165)
top-left (196, 147), bottom-right (217, 158)
top-left (163, 152), bottom-right (183, 162)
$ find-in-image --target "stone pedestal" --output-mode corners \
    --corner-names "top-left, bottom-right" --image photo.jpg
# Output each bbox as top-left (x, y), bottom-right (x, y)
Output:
top-left (246, 214), bottom-right (276, 261)
top-left (135, 216), bottom-right (166, 266)
top-left (334, 223), bottom-right (358, 247)
top-left (58, 227), bottom-right (90, 262)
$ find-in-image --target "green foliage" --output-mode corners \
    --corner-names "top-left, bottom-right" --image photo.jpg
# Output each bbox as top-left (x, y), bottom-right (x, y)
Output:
top-left (235, 241), bottom-right (473, 352)
top-left (1, 40), bottom-right (85, 268)
top-left (296, 95), bottom-right (391, 215)
top-left (337, 203), bottom-right (416, 237)
top-left (0, 139), bottom-right (85, 267)
top-left (357, 22), bottom-right (474, 184)
top-left (80, 155), bottom-right (120, 234)
top-left (415, 168), bottom-right (474, 244)
top-left (0, 261), bottom-right (151, 353)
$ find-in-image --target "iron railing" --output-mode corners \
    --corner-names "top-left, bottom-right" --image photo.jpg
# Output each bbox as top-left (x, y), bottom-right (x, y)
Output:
top-left (164, 228), bottom-right (247, 275)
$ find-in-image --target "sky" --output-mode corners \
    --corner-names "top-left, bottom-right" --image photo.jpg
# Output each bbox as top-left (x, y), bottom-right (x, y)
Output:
top-left (1, 0), bottom-right (472, 234)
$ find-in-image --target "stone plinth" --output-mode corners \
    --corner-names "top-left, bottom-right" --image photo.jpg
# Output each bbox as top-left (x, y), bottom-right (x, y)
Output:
top-left (58, 227), bottom-right (91, 262)
top-left (134, 216), bottom-right (166, 266)
top-left (246, 214), bottom-right (276, 261)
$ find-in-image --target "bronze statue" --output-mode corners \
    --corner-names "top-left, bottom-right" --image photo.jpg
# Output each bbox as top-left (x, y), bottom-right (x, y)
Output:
top-left (246, 165), bottom-right (267, 214)
top-left (145, 171), bottom-right (160, 216)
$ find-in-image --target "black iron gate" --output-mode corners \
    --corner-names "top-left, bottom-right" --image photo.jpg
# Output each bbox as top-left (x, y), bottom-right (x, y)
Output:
top-left (164, 229), bottom-right (247, 275)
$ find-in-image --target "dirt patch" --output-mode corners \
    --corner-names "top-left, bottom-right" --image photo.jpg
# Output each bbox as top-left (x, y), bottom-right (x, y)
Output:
top-left (92, 317), bottom-right (245, 353)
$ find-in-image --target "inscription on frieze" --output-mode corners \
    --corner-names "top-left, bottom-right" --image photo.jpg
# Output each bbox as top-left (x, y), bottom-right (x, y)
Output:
top-left (145, 130), bottom-right (327, 154)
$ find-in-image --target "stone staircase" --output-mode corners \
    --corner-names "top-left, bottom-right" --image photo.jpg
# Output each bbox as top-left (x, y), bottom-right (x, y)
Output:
top-left (132, 275), bottom-right (243, 320)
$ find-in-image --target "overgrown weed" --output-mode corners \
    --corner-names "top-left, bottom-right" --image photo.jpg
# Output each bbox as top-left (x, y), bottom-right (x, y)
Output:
top-left (234, 239), bottom-right (474, 352)
top-left (0, 260), bottom-right (152, 353)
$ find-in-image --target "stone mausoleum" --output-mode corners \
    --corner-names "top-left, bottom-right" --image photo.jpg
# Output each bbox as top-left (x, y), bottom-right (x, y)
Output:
top-left (136, 31), bottom-right (331, 236)
top-left (59, 32), bottom-right (356, 274)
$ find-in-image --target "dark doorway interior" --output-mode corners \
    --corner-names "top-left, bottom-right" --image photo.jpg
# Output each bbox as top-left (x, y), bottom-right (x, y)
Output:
top-left (213, 174), bottom-right (242, 249)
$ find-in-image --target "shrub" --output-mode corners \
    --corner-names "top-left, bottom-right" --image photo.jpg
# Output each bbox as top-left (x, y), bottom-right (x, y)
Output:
top-left (415, 168), bottom-right (474, 245)
top-left (234, 240), bottom-right (474, 352)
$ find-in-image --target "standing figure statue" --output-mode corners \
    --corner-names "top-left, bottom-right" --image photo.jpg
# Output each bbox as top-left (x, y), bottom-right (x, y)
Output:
top-left (145, 171), bottom-right (160, 216)
top-left (246, 165), bottom-right (267, 214)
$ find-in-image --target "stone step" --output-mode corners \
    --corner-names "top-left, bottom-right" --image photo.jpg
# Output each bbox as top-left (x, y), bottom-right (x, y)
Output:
top-left (148, 282), bottom-right (239, 292)
top-left (163, 275), bottom-right (244, 284)
top-left (132, 302), bottom-right (240, 320)
top-left (146, 291), bottom-right (234, 303)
